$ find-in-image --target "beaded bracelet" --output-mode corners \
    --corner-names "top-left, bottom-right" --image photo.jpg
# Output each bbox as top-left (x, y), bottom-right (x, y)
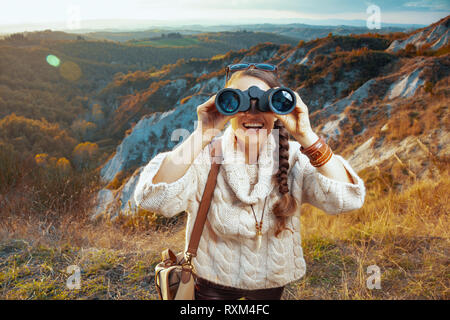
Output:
top-left (300, 136), bottom-right (333, 167)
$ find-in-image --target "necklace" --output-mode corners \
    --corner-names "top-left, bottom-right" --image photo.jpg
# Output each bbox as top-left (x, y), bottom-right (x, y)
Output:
top-left (250, 197), bottom-right (267, 252)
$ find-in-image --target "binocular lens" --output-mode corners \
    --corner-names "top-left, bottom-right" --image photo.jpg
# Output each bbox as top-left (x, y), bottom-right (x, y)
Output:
top-left (217, 90), bottom-right (240, 114)
top-left (215, 86), bottom-right (296, 115)
top-left (271, 90), bottom-right (295, 113)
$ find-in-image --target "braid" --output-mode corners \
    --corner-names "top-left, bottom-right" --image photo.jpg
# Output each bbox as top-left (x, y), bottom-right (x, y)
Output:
top-left (272, 119), bottom-right (298, 237)
top-left (274, 119), bottom-right (290, 195)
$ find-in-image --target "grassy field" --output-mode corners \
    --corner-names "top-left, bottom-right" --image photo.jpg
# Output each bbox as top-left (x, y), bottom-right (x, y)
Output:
top-left (0, 162), bottom-right (448, 300)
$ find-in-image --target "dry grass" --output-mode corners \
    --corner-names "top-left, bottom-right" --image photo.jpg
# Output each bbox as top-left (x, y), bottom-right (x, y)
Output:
top-left (283, 167), bottom-right (449, 300)
top-left (0, 161), bottom-right (448, 300)
top-left (0, 210), bottom-right (187, 299)
top-left (0, 166), bottom-right (186, 299)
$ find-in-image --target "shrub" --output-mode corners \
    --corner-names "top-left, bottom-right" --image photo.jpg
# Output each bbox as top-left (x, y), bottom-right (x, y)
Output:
top-left (0, 142), bottom-right (23, 193)
top-left (106, 171), bottom-right (125, 190)
top-left (0, 113), bottom-right (77, 158)
top-left (72, 142), bottom-right (99, 170)
top-left (27, 160), bottom-right (98, 215)
top-left (180, 95), bottom-right (193, 105)
top-left (424, 81), bottom-right (434, 94)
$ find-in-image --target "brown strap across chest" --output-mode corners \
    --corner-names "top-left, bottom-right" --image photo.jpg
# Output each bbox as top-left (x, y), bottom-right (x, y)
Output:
top-left (186, 138), bottom-right (223, 259)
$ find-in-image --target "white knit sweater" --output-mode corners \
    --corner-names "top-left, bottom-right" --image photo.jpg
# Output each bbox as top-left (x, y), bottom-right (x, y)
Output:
top-left (134, 126), bottom-right (366, 290)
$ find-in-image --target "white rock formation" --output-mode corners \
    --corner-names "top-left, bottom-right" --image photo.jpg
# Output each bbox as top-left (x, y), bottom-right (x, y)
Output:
top-left (386, 68), bottom-right (424, 100)
top-left (322, 79), bottom-right (375, 116)
top-left (387, 17), bottom-right (449, 52)
top-left (92, 76), bottom-right (224, 219)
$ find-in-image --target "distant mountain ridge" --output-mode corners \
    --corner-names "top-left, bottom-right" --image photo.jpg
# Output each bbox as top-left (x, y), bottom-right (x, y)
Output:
top-left (0, 18), bottom-right (424, 36)
top-left (1, 20), bottom-right (415, 43)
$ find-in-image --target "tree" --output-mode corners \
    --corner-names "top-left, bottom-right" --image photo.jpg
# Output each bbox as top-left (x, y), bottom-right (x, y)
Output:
top-left (56, 157), bottom-right (72, 173)
top-left (72, 142), bottom-right (98, 169)
top-left (0, 142), bottom-right (22, 193)
top-left (70, 119), bottom-right (97, 141)
top-left (404, 43), bottom-right (416, 56)
top-left (91, 104), bottom-right (105, 124)
top-left (35, 153), bottom-right (49, 167)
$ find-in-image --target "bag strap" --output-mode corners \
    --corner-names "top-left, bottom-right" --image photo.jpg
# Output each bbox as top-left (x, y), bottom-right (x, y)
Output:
top-left (185, 137), bottom-right (223, 262)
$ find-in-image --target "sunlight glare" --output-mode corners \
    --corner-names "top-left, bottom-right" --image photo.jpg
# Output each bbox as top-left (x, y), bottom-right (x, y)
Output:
top-left (46, 54), bottom-right (60, 67)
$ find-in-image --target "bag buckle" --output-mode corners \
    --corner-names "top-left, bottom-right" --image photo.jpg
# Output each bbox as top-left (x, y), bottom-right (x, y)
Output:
top-left (184, 252), bottom-right (195, 266)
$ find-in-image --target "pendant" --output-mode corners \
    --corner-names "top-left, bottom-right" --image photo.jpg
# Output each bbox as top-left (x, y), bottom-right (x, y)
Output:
top-left (256, 230), bottom-right (262, 251)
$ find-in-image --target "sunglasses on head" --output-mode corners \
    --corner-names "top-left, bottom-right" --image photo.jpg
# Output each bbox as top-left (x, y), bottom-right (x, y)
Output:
top-left (225, 63), bottom-right (278, 84)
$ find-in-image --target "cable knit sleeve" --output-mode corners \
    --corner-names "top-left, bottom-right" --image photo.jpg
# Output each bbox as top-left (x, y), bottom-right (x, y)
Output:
top-left (290, 145), bottom-right (366, 215)
top-left (133, 151), bottom-right (197, 218)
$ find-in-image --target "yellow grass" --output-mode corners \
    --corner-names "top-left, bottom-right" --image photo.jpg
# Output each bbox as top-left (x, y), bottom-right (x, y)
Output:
top-left (0, 163), bottom-right (448, 299)
top-left (290, 168), bottom-right (449, 299)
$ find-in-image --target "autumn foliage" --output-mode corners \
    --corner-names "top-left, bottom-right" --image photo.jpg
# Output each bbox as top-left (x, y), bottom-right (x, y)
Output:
top-left (72, 141), bottom-right (99, 170)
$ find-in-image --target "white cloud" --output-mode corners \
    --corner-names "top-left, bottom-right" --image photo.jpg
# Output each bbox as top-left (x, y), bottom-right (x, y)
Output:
top-left (403, 0), bottom-right (449, 10)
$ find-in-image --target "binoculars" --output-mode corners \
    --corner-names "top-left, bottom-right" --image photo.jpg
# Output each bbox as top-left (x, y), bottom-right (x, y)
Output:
top-left (215, 86), bottom-right (297, 116)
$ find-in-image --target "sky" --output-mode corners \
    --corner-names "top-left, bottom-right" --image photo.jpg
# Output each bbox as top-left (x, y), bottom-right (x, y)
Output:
top-left (1, 0), bottom-right (449, 31)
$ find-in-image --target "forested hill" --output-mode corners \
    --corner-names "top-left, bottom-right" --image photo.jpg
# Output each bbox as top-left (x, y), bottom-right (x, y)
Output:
top-left (1, 30), bottom-right (297, 70)
top-left (0, 30), bottom-right (297, 156)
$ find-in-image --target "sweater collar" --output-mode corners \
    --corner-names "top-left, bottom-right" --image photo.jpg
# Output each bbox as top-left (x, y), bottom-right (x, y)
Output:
top-left (219, 125), bottom-right (277, 205)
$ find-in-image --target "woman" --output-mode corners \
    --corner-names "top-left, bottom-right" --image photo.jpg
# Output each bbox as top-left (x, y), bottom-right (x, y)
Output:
top-left (134, 64), bottom-right (366, 300)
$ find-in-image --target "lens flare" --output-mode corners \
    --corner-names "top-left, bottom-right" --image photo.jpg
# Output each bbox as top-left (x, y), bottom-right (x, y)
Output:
top-left (46, 54), bottom-right (60, 67)
top-left (59, 61), bottom-right (82, 81)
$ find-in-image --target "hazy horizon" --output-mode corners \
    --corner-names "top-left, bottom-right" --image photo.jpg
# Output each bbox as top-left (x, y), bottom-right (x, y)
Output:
top-left (1, 0), bottom-right (449, 34)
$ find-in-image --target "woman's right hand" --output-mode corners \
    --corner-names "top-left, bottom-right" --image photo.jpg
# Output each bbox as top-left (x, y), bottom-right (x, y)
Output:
top-left (196, 94), bottom-right (233, 140)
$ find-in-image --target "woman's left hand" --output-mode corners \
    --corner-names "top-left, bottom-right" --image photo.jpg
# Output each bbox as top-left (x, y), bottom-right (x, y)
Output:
top-left (274, 90), bottom-right (355, 183)
top-left (273, 91), bottom-right (319, 147)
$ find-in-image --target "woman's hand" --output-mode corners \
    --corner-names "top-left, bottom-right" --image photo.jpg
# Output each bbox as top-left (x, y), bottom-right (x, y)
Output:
top-left (273, 91), bottom-right (319, 148)
top-left (196, 94), bottom-right (233, 140)
top-left (273, 90), bottom-right (355, 184)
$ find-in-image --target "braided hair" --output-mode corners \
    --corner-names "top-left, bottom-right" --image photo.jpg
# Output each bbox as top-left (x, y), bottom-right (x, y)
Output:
top-left (226, 69), bottom-right (299, 237)
top-left (272, 118), bottom-right (298, 237)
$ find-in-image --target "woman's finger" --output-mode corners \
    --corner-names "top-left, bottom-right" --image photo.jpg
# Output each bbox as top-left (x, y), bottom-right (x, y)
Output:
top-left (293, 92), bottom-right (308, 114)
top-left (273, 112), bottom-right (290, 125)
top-left (200, 94), bottom-right (216, 108)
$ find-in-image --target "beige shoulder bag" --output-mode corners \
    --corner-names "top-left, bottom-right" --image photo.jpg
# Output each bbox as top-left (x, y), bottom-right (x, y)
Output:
top-left (154, 138), bottom-right (222, 300)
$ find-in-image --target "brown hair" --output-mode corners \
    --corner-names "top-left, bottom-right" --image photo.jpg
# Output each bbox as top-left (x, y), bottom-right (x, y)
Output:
top-left (226, 69), bottom-right (298, 237)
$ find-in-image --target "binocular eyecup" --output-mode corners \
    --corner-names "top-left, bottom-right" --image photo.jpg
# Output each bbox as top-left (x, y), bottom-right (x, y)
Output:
top-left (215, 86), bottom-right (296, 116)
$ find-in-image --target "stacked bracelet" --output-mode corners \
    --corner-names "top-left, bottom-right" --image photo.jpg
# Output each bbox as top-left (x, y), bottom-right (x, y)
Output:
top-left (300, 136), bottom-right (333, 167)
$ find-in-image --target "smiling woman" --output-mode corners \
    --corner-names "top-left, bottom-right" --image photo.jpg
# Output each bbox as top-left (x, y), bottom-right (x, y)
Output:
top-left (134, 63), bottom-right (365, 300)
top-left (227, 74), bottom-right (278, 164)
